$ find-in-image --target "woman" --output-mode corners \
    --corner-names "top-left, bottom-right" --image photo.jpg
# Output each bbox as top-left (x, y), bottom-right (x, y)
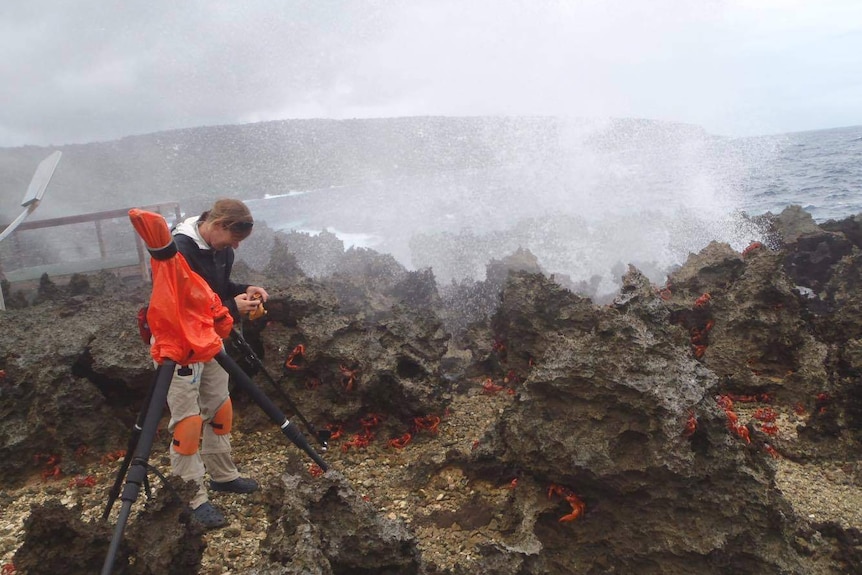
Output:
top-left (168, 198), bottom-right (268, 529)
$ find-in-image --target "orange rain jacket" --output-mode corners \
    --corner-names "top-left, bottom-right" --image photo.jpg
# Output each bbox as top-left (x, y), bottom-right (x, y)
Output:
top-left (128, 209), bottom-right (233, 365)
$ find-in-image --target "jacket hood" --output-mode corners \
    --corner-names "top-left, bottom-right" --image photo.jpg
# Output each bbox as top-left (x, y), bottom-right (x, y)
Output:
top-left (174, 216), bottom-right (210, 250)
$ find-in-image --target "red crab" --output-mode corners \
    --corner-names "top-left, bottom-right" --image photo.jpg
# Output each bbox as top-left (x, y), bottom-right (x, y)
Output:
top-left (340, 433), bottom-right (372, 452)
top-left (360, 413), bottom-right (384, 432)
top-left (716, 395), bottom-right (734, 411)
top-left (308, 464), bottom-right (325, 478)
top-left (481, 378), bottom-right (506, 395)
top-left (548, 484), bottom-right (586, 523)
top-left (388, 433), bottom-right (412, 449)
top-left (682, 411), bottom-right (697, 438)
top-left (68, 475), bottom-right (97, 488)
top-left (283, 344), bottom-right (306, 370)
top-left (101, 450), bottom-right (126, 464)
top-left (41, 465), bottom-right (62, 480)
top-left (753, 408), bottom-right (777, 422)
top-left (742, 241), bottom-right (764, 257)
top-left (34, 453), bottom-right (61, 467)
top-left (414, 415), bottom-right (441, 434)
top-left (339, 364), bottom-right (359, 391)
top-left (325, 423), bottom-right (344, 441)
top-left (658, 286), bottom-right (672, 300)
top-left (725, 409), bottom-right (739, 428)
top-left (693, 293), bottom-right (711, 308)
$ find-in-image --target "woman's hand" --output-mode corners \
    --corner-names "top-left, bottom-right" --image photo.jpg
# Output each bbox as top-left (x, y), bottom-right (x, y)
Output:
top-left (246, 286), bottom-right (269, 302)
top-left (234, 293), bottom-right (262, 315)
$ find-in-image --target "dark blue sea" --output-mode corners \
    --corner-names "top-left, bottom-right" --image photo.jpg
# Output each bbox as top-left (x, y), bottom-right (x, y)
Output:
top-left (246, 123), bottom-right (861, 294)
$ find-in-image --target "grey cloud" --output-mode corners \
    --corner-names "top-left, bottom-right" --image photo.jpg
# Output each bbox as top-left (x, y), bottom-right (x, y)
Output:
top-left (1, 0), bottom-right (861, 146)
top-left (0, 1), bottom-right (395, 145)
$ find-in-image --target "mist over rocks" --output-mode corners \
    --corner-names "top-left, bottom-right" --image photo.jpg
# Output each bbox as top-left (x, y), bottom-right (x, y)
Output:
top-left (1, 116), bottom-right (684, 221)
top-left (1, 205), bottom-right (862, 573)
top-left (1, 115), bottom-right (765, 305)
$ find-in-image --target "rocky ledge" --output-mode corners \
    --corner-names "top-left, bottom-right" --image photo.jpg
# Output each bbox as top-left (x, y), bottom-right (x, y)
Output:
top-left (0, 205), bottom-right (861, 574)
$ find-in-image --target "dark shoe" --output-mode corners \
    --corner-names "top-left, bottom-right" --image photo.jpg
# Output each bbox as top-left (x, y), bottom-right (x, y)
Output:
top-left (210, 476), bottom-right (259, 494)
top-left (191, 502), bottom-right (227, 530)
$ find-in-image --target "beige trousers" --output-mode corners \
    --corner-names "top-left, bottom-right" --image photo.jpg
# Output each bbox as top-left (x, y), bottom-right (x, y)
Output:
top-left (166, 358), bottom-right (240, 508)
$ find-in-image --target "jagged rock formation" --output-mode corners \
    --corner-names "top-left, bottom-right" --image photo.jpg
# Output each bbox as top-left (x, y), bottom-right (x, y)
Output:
top-left (1, 205), bottom-right (861, 574)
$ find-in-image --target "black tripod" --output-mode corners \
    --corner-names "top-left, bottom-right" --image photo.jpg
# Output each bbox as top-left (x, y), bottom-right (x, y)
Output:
top-left (101, 352), bottom-right (329, 575)
top-left (228, 329), bottom-right (331, 449)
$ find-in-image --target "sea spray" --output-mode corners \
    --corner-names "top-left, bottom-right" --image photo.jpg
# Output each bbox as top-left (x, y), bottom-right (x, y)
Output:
top-left (249, 118), bottom-right (775, 297)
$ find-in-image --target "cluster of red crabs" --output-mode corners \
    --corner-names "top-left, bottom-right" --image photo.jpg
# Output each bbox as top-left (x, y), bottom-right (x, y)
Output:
top-left (31, 445), bottom-right (128, 489)
top-left (670, 241), bottom-right (837, 459)
top-left (306, 334), bottom-right (587, 524)
top-left (682, 383), bottom-right (830, 460)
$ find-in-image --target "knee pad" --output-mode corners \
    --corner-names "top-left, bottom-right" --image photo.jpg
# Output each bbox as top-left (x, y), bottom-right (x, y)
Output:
top-left (172, 415), bottom-right (203, 455)
top-left (210, 398), bottom-right (233, 436)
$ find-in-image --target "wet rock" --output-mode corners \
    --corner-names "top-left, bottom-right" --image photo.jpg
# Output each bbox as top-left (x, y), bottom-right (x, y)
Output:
top-left (0, 289), bottom-right (153, 485)
top-left (282, 229), bottom-right (347, 279)
top-left (488, 269), bottom-right (819, 574)
top-left (14, 476), bottom-right (202, 575)
top-left (263, 234), bottom-right (307, 282)
top-left (774, 205), bottom-right (825, 244)
top-left (668, 240), bottom-right (745, 295)
top-left (822, 214), bottom-right (862, 250)
top-left (124, 476), bottom-right (206, 575)
top-left (14, 501), bottom-right (116, 575)
top-left (239, 266), bottom-right (451, 430)
top-left (785, 232), bottom-right (853, 295)
top-left (261, 471), bottom-right (420, 575)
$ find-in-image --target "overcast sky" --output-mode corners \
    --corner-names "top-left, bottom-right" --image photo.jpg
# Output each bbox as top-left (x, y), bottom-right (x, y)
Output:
top-left (1, 0), bottom-right (861, 147)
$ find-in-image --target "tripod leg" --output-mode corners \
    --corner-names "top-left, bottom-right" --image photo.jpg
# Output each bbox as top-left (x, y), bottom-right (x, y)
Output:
top-left (102, 369), bottom-right (161, 521)
top-left (101, 360), bottom-right (176, 575)
top-left (214, 351), bottom-right (329, 471)
top-left (229, 329), bottom-right (330, 449)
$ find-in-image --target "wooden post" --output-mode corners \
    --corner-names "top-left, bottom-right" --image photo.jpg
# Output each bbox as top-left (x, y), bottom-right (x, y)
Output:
top-left (95, 219), bottom-right (107, 259)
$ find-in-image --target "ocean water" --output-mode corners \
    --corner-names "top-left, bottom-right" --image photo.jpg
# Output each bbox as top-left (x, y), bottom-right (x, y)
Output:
top-left (734, 125), bottom-right (862, 223)
top-left (246, 123), bottom-right (861, 295)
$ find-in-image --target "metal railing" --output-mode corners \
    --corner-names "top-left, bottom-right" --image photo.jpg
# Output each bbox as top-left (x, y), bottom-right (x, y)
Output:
top-left (0, 202), bottom-right (181, 285)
